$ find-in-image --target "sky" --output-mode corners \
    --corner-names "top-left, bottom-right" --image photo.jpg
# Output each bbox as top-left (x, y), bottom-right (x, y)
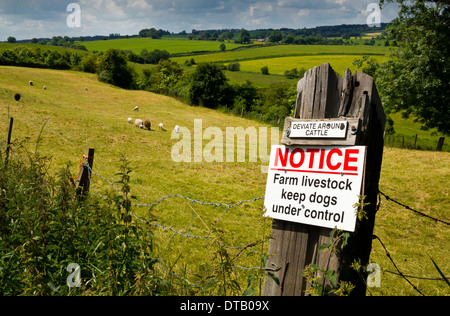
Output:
top-left (0, 0), bottom-right (400, 41)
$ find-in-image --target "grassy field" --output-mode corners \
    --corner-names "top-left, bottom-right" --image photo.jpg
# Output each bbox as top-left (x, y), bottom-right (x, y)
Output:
top-left (385, 113), bottom-right (449, 152)
top-left (372, 147), bottom-right (449, 296)
top-left (0, 39), bottom-right (391, 90)
top-left (0, 42), bottom-right (83, 54)
top-left (168, 41), bottom-right (391, 88)
top-left (80, 38), bottom-right (391, 88)
top-left (171, 43), bottom-right (390, 64)
top-left (82, 37), bottom-right (246, 54)
top-left (1, 65), bottom-right (448, 296)
top-left (235, 54), bottom-right (389, 76)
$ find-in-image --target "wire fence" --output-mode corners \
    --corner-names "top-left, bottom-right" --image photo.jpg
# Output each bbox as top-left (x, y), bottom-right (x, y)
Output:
top-left (85, 163), bottom-right (265, 247)
top-left (83, 161), bottom-right (449, 295)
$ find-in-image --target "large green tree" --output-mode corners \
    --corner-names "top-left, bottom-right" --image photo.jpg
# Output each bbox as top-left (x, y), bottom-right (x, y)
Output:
top-left (238, 29), bottom-right (251, 44)
top-left (376, 0), bottom-right (449, 135)
top-left (269, 30), bottom-right (283, 43)
top-left (189, 63), bottom-right (232, 109)
top-left (139, 28), bottom-right (161, 39)
top-left (97, 49), bottom-right (136, 89)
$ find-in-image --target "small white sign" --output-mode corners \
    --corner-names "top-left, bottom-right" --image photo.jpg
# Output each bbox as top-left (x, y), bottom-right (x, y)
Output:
top-left (290, 121), bottom-right (348, 138)
top-left (263, 145), bottom-right (366, 232)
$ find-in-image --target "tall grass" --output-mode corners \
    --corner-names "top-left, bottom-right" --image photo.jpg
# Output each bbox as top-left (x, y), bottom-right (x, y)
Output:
top-left (0, 144), bottom-right (166, 295)
top-left (0, 140), bottom-right (270, 296)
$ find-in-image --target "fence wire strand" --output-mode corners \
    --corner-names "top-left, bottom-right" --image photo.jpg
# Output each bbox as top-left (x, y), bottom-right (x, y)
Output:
top-left (372, 235), bottom-right (425, 296)
top-left (84, 162), bottom-right (264, 250)
top-left (379, 190), bottom-right (449, 226)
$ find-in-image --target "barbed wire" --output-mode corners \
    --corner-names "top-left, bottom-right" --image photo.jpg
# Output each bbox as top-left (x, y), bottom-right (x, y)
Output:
top-left (379, 190), bottom-right (450, 226)
top-left (372, 235), bottom-right (425, 296)
top-left (383, 270), bottom-right (446, 281)
top-left (84, 162), bottom-right (265, 250)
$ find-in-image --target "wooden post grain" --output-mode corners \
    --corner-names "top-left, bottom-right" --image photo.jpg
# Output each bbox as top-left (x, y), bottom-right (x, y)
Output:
top-left (263, 63), bottom-right (386, 296)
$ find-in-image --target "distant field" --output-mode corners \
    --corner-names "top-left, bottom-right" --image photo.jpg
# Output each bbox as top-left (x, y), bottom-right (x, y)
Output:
top-left (0, 40), bottom-right (390, 89)
top-left (172, 44), bottom-right (390, 65)
top-left (170, 43), bottom-right (390, 87)
top-left (0, 42), bottom-right (86, 55)
top-left (236, 54), bottom-right (389, 76)
top-left (82, 37), bottom-right (245, 54)
top-left (223, 70), bottom-right (298, 88)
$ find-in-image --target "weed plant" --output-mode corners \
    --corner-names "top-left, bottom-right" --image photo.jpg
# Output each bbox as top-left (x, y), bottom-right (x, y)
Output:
top-left (0, 146), bottom-right (165, 295)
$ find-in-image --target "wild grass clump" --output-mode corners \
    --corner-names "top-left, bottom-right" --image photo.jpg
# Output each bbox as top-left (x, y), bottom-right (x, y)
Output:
top-left (0, 147), bottom-right (166, 296)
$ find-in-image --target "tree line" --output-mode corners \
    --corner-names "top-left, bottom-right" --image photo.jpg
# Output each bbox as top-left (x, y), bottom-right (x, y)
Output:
top-left (8, 23), bottom-right (387, 46)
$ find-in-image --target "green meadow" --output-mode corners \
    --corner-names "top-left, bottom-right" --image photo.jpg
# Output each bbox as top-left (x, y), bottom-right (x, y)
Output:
top-left (171, 42), bottom-right (390, 87)
top-left (83, 37), bottom-right (245, 54)
top-left (171, 43), bottom-right (389, 64)
top-left (81, 37), bottom-right (391, 87)
top-left (236, 54), bottom-right (389, 76)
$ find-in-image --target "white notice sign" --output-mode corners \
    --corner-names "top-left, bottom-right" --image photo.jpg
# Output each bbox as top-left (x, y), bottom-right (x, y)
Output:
top-left (290, 121), bottom-right (348, 138)
top-left (264, 145), bottom-right (366, 232)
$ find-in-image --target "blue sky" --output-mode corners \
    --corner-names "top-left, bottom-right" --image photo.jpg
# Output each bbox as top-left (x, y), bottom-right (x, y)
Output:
top-left (0, 0), bottom-right (400, 41)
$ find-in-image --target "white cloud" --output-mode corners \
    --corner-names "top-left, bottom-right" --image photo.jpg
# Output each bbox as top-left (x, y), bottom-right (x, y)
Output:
top-left (297, 9), bottom-right (310, 17)
top-left (127, 0), bottom-right (152, 10)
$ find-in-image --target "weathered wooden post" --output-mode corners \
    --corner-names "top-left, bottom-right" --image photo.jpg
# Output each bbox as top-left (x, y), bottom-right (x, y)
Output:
top-left (75, 148), bottom-right (95, 198)
top-left (263, 63), bottom-right (385, 296)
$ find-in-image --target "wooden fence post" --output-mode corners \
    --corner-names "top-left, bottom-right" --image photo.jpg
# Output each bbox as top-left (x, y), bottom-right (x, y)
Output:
top-left (436, 137), bottom-right (445, 152)
top-left (4, 117), bottom-right (14, 167)
top-left (262, 63), bottom-right (385, 296)
top-left (75, 148), bottom-right (95, 198)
